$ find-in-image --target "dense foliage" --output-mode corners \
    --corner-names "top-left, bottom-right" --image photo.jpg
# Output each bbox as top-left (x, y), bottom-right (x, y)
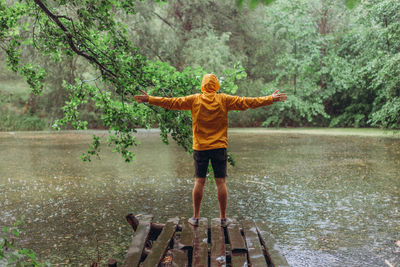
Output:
top-left (263, 0), bottom-right (399, 129)
top-left (0, 0), bottom-right (398, 162)
top-left (327, 0), bottom-right (400, 129)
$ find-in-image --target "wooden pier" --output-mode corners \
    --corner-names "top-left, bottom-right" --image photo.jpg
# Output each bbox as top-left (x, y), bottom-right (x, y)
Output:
top-left (121, 214), bottom-right (289, 267)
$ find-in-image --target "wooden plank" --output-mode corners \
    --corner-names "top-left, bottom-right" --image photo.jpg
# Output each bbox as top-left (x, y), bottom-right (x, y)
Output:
top-left (123, 215), bottom-right (153, 267)
top-left (142, 218), bottom-right (179, 267)
top-left (255, 222), bottom-right (289, 267)
top-left (192, 218), bottom-right (208, 267)
top-left (210, 218), bottom-right (226, 267)
top-left (171, 249), bottom-right (188, 267)
top-left (227, 219), bottom-right (247, 252)
top-left (226, 219), bottom-right (247, 267)
top-left (242, 219), bottom-right (267, 266)
top-left (230, 251), bottom-right (247, 267)
top-left (171, 228), bottom-right (189, 267)
top-left (178, 220), bottom-right (194, 249)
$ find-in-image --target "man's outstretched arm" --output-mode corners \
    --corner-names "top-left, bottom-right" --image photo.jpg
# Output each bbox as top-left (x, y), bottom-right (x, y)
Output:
top-left (225, 89), bottom-right (287, 111)
top-left (134, 90), bottom-right (196, 110)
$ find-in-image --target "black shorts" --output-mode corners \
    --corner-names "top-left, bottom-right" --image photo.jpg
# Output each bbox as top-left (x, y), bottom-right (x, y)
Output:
top-left (193, 148), bottom-right (227, 178)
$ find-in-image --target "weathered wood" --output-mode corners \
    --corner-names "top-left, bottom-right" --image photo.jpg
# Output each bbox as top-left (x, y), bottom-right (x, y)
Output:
top-left (192, 218), bottom-right (208, 267)
top-left (122, 216), bottom-right (289, 267)
top-left (149, 222), bottom-right (166, 241)
top-left (230, 251), bottom-right (248, 267)
top-left (179, 220), bottom-right (194, 249)
top-left (142, 218), bottom-right (179, 267)
top-left (227, 219), bottom-right (247, 267)
top-left (126, 213), bottom-right (139, 231)
top-left (171, 249), bottom-right (188, 267)
top-left (171, 232), bottom-right (188, 267)
top-left (255, 222), bottom-right (289, 267)
top-left (227, 219), bottom-right (247, 252)
top-left (159, 250), bottom-right (174, 267)
top-left (242, 220), bottom-right (267, 266)
top-left (123, 215), bottom-right (153, 267)
top-left (210, 218), bottom-right (226, 267)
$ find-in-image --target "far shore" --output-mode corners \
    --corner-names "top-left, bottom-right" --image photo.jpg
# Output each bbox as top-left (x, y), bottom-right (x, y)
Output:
top-left (229, 127), bottom-right (400, 138)
top-left (1, 127), bottom-right (399, 138)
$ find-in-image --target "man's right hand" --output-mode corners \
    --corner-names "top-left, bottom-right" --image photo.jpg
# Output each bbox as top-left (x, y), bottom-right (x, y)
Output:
top-left (272, 89), bottom-right (287, 102)
top-left (134, 90), bottom-right (149, 103)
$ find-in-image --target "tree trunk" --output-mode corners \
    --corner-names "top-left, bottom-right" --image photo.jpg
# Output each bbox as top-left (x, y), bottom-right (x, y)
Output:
top-left (384, 17), bottom-right (390, 53)
top-left (318, 7), bottom-right (328, 90)
top-left (293, 39), bottom-right (297, 94)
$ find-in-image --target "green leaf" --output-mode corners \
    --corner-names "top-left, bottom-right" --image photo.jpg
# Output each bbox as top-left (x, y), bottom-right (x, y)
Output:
top-left (249, 0), bottom-right (259, 9)
top-left (345, 0), bottom-right (359, 9)
top-left (12, 229), bottom-right (20, 237)
top-left (263, 0), bottom-right (275, 5)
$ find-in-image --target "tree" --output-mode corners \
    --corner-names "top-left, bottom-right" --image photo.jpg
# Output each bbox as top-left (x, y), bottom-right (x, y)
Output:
top-left (0, 0), bottom-right (245, 162)
top-left (325, 0), bottom-right (400, 128)
top-left (259, 0), bottom-right (340, 127)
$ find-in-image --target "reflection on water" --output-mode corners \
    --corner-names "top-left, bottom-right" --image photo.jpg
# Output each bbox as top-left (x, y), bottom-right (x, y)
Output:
top-left (0, 130), bottom-right (399, 266)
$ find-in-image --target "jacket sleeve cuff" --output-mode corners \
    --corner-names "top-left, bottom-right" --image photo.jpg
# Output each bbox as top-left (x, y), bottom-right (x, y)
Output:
top-left (148, 96), bottom-right (162, 105)
top-left (266, 95), bottom-right (274, 104)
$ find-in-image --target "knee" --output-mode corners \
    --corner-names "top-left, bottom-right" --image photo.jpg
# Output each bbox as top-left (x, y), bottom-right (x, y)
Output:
top-left (214, 178), bottom-right (226, 187)
top-left (195, 178), bottom-right (206, 186)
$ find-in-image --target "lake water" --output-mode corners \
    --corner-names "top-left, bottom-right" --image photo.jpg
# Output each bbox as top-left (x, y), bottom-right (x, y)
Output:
top-left (0, 129), bottom-right (399, 266)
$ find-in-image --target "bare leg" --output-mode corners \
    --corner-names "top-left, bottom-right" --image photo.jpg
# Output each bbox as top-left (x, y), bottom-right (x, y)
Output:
top-left (192, 178), bottom-right (206, 219)
top-left (215, 178), bottom-right (227, 219)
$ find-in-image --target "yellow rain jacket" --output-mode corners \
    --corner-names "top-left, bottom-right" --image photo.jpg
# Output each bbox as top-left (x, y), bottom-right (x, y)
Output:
top-left (149, 74), bottom-right (274, 151)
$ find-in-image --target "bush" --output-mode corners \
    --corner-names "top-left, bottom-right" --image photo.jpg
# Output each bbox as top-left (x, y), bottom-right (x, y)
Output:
top-left (0, 109), bottom-right (47, 131)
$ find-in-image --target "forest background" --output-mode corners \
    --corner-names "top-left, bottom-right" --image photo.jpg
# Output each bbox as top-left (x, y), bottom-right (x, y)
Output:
top-left (0, 0), bottom-right (399, 156)
top-left (0, 0), bottom-right (399, 265)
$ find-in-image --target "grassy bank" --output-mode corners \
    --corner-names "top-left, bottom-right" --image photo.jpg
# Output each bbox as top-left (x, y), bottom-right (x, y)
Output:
top-left (0, 78), bottom-right (47, 131)
top-left (0, 111), bottom-right (47, 131)
top-left (2, 128), bottom-right (399, 139)
top-left (230, 127), bottom-right (400, 138)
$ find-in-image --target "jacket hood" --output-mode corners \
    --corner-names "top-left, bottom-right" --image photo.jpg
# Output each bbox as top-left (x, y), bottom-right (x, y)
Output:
top-left (201, 74), bottom-right (220, 93)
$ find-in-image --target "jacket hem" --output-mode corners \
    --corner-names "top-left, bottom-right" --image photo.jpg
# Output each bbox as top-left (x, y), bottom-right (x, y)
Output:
top-left (193, 144), bottom-right (228, 151)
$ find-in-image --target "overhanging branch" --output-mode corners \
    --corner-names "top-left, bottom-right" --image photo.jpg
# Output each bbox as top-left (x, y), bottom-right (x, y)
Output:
top-left (152, 12), bottom-right (175, 30)
top-left (33, 0), bottom-right (118, 79)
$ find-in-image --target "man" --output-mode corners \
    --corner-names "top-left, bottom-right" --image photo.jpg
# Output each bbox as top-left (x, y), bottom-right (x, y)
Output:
top-left (134, 73), bottom-right (287, 227)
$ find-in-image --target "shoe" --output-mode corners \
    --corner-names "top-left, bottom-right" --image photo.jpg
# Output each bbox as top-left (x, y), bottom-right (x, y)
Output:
top-left (220, 218), bottom-right (233, 227)
top-left (188, 217), bottom-right (199, 226)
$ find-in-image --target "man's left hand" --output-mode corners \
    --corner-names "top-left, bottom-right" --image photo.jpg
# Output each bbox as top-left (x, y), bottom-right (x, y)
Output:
top-left (134, 89), bottom-right (149, 103)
